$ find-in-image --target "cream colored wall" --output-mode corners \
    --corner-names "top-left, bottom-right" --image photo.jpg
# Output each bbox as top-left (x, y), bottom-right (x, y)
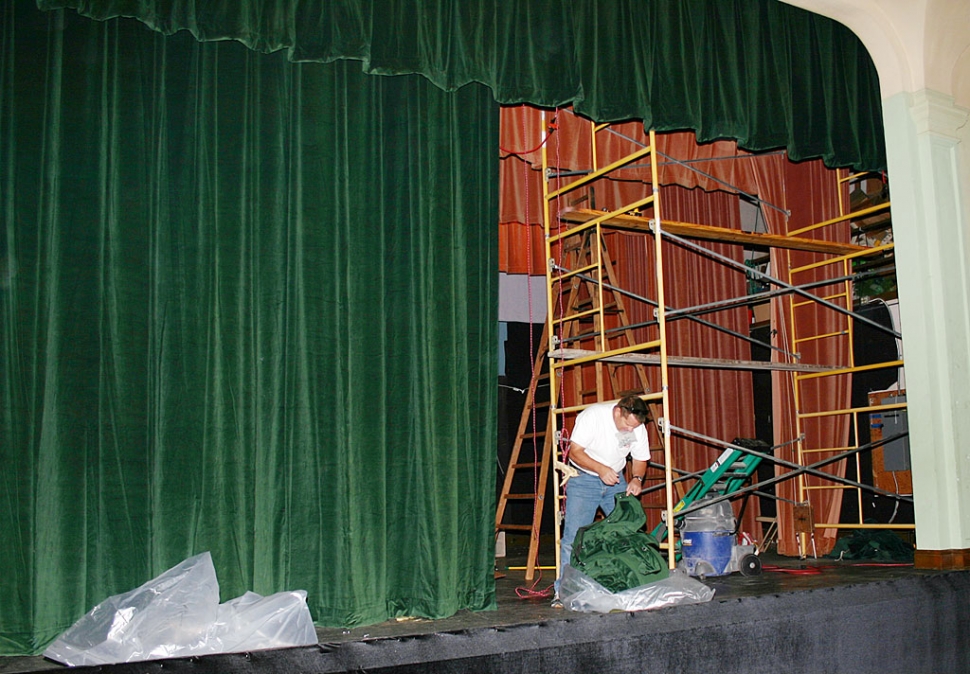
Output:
top-left (784, 0), bottom-right (970, 555)
top-left (784, 1), bottom-right (969, 104)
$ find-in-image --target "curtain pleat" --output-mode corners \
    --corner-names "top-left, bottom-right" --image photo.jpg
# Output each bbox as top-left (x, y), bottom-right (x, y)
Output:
top-left (37, 0), bottom-right (886, 172)
top-left (1, 2), bottom-right (497, 653)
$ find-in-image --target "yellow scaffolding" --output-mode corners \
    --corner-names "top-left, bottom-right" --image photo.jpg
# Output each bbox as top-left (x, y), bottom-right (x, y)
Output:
top-left (785, 171), bottom-right (911, 557)
top-left (495, 110), bottom-right (913, 578)
top-left (542, 117), bottom-right (676, 571)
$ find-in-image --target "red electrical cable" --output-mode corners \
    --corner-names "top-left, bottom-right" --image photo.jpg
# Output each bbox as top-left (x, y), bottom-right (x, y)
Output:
top-left (515, 579), bottom-right (555, 600)
top-left (761, 564), bottom-right (837, 575)
top-left (762, 561), bottom-right (912, 574)
top-left (511, 109), bottom-right (564, 603)
top-left (499, 113), bottom-right (557, 157)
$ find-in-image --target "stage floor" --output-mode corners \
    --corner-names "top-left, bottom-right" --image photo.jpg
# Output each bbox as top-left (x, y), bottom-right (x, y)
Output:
top-left (0, 535), bottom-right (935, 674)
top-left (317, 541), bottom-right (927, 644)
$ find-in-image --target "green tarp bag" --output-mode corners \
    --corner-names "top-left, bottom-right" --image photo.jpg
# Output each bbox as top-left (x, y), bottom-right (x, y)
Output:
top-left (826, 528), bottom-right (915, 562)
top-left (571, 494), bottom-right (669, 593)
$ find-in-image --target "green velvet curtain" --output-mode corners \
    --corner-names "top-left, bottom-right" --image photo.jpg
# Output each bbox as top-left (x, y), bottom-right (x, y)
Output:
top-left (1, 2), bottom-right (497, 653)
top-left (37, 0), bottom-right (887, 171)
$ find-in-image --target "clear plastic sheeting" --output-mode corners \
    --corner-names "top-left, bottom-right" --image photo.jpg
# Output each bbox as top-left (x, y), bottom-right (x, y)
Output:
top-left (43, 552), bottom-right (318, 666)
top-left (558, 564), bottom-right (715, 613)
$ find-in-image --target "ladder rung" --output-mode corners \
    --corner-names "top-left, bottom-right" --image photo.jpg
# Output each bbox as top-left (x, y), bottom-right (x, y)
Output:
top-left (504, 494), bottom-right (540, 500)
top-left (496, 524), bottom-right (534, 532)
top-left (575, 300), bottom-right (621, 315)
top-left (510, 462), bottom-right (542, 469)
top-left (557, 307), bottom-right (600, 323)
top-left (793, 330), bottom-right (847, 344)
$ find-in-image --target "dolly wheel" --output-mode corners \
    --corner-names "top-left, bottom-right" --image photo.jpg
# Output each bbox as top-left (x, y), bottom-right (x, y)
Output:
top-left (739, 553), bottom-right (762, 576)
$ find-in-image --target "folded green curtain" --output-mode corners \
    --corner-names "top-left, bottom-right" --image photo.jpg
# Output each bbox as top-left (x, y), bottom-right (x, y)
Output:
top-left (1, 1), bottom-right (497, 653)
top-left (572, 495), bottom-right (669, 593)
top-left (37, 0), bottom-right (887, 171)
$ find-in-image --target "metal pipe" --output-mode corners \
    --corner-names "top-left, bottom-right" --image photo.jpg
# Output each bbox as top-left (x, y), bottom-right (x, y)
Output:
top-left (598, 125), bottom-right (790, 217)
top-left (664, 268), bottom-right (894, 321)
top-left (551, 264), bottom-right (793, 358)
top-left (657, 228), bottom-right (903, 340)
top-left (666, 425), bottom-right (913, 519)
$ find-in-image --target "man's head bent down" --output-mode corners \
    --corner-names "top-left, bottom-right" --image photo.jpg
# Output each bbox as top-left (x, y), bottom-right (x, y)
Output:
top-left (612, 395), bottom-right (649, 431)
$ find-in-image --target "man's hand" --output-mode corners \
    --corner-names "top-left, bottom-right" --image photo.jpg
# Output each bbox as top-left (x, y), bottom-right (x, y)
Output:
top-left (625, 479), bottom-right (643, 496)
top-left (597, 466), bottom-right (620, 486)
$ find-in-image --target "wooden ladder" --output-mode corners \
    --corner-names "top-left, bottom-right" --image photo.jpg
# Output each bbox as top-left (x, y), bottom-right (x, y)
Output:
top-left (495, 231), bottom-right (654, 580)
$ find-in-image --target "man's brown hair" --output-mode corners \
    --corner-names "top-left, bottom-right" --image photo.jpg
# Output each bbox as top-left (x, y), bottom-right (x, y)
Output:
top-left (615, 395), bottom-right (649, 424)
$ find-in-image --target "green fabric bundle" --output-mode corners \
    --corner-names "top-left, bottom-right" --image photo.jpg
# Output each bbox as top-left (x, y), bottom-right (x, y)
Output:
top-left (572, 495), bottom-right (669, 593)
top-left (827, 529), bottom-right (915, 562)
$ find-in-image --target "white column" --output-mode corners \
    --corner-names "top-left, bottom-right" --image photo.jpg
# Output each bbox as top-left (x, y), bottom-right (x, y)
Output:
top-left (884, 89), bottom-right (970, 557)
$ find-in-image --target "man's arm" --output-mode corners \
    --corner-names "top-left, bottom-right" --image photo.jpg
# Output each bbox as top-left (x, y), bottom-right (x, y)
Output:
top-left (568, 442), bottom-right (620, 485)
top-left (626, 459), bottom-right (647, 496)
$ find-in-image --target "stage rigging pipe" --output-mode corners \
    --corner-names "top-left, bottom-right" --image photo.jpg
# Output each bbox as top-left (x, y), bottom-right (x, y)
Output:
top-left (551, 264), bottom-right (792, 358)
top-left (664, 268), bottom-right (896, 321)
top-left (640, 436), bottom-right (804, 498)
top-left (671, 436), bottom-right (909, 520)
top-left (599, 125), bottom-right (790, 217)
top-left (555, 106), bottom-right (788, 217)
top-left (558, 266), bottom-right (891, 344)
top-left (657, 228), bottom-right (903, 340)
top-left (666, 424), bottom-right (913, 516)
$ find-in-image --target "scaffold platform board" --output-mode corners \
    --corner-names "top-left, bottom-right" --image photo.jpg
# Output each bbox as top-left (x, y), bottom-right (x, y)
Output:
top-left (550, 348), bottom-right (839, 373)
top-left (559, 208), bottom-right (866, 256)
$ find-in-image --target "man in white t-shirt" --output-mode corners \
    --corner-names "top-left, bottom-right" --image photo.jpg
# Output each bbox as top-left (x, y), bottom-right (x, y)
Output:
top-left (554, 395), bottom-right (651, 606)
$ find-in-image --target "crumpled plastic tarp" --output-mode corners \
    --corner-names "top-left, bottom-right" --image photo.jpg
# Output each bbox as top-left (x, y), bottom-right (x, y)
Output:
top-left (559, 563), bottom-right (715, 613)
top-left (43, 552), bottom-right (318, 667)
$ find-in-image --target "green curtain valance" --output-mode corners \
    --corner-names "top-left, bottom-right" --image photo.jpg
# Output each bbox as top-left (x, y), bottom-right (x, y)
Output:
top-left (37, 0), bottom-right (887, 171)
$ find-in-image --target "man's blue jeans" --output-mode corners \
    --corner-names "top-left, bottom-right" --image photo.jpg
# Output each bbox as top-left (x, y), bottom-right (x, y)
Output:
top-left (557, 471), bottom-right (627, 592)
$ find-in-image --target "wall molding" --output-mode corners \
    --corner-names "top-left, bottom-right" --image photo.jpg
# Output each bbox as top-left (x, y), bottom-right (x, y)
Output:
top-left (914, 547), bottom-right (970, 570)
